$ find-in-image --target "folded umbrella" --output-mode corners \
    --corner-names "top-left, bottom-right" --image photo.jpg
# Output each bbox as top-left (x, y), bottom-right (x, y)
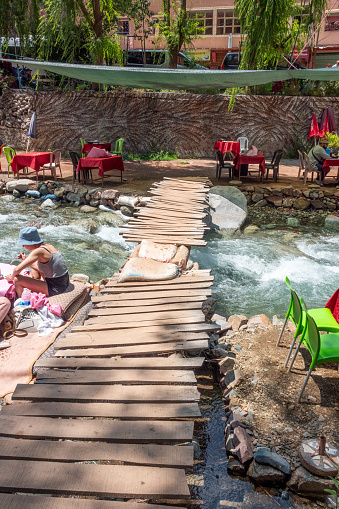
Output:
top-left (26, 111), bottom-right (36, 152)
top-left (309, 114), bottom-right (319, 146)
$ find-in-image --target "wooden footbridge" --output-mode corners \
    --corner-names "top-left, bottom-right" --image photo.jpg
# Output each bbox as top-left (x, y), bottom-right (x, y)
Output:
top-left (0, 178), bottom-right (219, 508)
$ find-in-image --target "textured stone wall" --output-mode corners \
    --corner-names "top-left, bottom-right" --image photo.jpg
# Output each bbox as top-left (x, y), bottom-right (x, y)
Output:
top-left (1, 89), bottom-right (338, 157)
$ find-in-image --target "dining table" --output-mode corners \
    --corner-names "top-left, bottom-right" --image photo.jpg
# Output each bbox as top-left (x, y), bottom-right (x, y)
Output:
top-left (233, 153), bottom-right (266, 179)
top-left (77, 155), bottom-right (124, 185)
top-left (322, 158), bottom-right (339, 182)
top-left (10, 151), bottom-right (52, 179)
top-left (214, 140), bottom-right (241, 158)
top-left (82, 142), bottom-right (111, 154)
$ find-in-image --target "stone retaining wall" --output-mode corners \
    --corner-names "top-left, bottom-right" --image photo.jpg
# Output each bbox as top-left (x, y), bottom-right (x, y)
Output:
top-left (1, 89), bottom-right (339, 157)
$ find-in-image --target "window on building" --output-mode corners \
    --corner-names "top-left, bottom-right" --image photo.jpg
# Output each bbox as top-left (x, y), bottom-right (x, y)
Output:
top-left (189, 11), bottom-right (213, 35)
top-left (325, 15), bottom-right (339, 31)
top-left (151, 18), bottom-right (158, 36)
top-left (118, 20), bottom-right (129, 35)
top-left (216, 10), bottom-right (241, 35)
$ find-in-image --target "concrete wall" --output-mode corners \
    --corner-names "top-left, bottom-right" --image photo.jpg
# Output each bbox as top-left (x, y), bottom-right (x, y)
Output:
top-left (0, 89), bottom-right (338, 158)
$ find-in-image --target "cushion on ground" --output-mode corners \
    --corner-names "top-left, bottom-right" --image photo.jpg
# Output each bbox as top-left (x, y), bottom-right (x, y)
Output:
top-left (48, 281), bottom-right (89, 319)
top-left (138, 239), bottom-right (177, 263)
top-left (118, 257), bottom-right (179, 283)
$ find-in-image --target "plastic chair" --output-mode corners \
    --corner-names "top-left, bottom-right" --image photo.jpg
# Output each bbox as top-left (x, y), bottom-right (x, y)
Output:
top-left (265, 149), bottom-right (283, 182)
top-left (215, 149), bottom-right (233, 179)
top-left (3, 146), bottom-right (16, 177)
top-left (289, 307), bottom-right (339, 403)
top-left (42, 149), bottom-right (62, 180)
top-left (276, 277), bottom-right (339, 369)
top-left (69, 151), bottom-right (81, 183)
top-left (114, 138), bottom-right (124, 156)
top-left (80, 137), bottom-right (87, 158)
top-left (303, 152), bottom-right (322, 185)
top-left (237, 136), bottom-right (249, 153)
top-left (297, 150), bottom-right (305, 179)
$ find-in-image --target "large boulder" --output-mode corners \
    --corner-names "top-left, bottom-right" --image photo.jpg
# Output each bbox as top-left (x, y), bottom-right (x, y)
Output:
top-left (6, 179), bottom-right (36, 193)
top-left (208, 186), bottom-right (247, 232)
top-left (325, 214), bottom-right (339, 230)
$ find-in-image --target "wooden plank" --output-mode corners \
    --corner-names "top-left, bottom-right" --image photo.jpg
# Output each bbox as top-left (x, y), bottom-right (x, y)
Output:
top-left (0, 460), bottom-right (190, 498)
top-left (1, 402), bottom-right (201, 419)
top-left (105, 275), bottom-right (213, 287)
top-left (0, 438), bottom-right (194, 468)
top-left (84, 311), bottom-right (205, 326)
top-left (80, 317), bottom-right (207, 331)
top-left (94, 297), bottom-right (206, 307)
top-left (12, 384), bottom-right (201, 403)
top-left (36, 369), bottom-right (197, 385)
top-left (54, 339), bottom-right (209, 357)
top-left (121, 229), bottom-right (204, 237)
top-left (35, 356), bottom-right (205, 370)
top-left (71, 321), bottom-right (217, 333)
top-left (55, 331), bottom-right (208, 349)
top-left (135, 210), bottom-right (205, 219)
top-left (122, 237), bottom-right (207, 247)
top-left (102, 282), bottom-right (213, 292)
top-left (94, 289), bottom-right (212, 300)
top-left (0, 494), bottom-right (185, 509)
top-left (0, 416), bottom-right (194, 443)
top-left (88, 302), bottom-right (203, 315)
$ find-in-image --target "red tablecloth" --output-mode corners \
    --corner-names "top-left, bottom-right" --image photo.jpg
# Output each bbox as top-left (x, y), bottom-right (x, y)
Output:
top-left (233, 153), bottom-right (266, 175)
top-left (325, 289), bottom-right (339, 323)
top-left (214, 141), bottom-right (240, 156)
top-left (82, 142), bottom-right (111, 153)
top-left (322, 158), bottom-right (339, 180)
top-left (77, 156), bottom-right (124, 177)
top-left (11, 152), bottom-right (52, 174)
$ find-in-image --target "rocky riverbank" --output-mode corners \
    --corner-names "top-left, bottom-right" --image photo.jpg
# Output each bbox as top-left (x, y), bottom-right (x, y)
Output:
top-left (207, 309), bottom-right (339, 507)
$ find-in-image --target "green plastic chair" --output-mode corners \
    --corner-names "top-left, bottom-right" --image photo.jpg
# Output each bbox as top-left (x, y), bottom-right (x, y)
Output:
top-left (289, 306), bottom-right (339, 403)
top-left (114, 138), bottom-right (124, 156)
top-left (80, 137), bottom-right (86, 158)
top-left (277, 276), bottom-right (339, 368)
top-left (3, 146), bottom-right (16, 177)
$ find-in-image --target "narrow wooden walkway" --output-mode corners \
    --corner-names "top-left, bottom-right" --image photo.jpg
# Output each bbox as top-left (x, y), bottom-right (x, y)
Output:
top-left (0, 178), bottom-right (219, 507)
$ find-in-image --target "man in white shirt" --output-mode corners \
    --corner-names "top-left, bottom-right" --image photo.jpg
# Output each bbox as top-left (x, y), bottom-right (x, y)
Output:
top-left (307, 137), bottom-right (331, 185)
top-left (332, 61), bottom-right (339, 67)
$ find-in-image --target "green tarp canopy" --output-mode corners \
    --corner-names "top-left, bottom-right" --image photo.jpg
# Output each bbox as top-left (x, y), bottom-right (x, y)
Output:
top-left (2, 58), bottom-right (339, 90)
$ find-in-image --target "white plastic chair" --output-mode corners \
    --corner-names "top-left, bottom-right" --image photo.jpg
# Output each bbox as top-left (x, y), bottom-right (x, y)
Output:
top-left (303, 152), bottom-right (322, 185)
top-left (42, 149), bottom-right (63, 180)
top-left (297, 150), bottom-right (304, 179)
top-left (237, 136), bottom-right (249, 153)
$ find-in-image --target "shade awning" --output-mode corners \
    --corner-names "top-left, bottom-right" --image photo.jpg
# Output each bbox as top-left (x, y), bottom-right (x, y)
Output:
top-left (2, 58), bottom-right (339, 91)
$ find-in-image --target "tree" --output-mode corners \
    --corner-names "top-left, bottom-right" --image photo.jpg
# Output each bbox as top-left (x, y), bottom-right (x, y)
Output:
top-left (125, 0), bottom-right (153, 65)
top-left (235, 0), bottom-right (329, 70)
top-left (0, 0), bottom-right (40, 56)
top-left (155, 0), bottom-right (202, 69)
top-left (37, 0), bottom-right (123, 66)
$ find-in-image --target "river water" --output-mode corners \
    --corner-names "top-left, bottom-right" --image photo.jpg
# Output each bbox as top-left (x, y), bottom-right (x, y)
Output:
top-left (2, 197), bottom-right (338, 508)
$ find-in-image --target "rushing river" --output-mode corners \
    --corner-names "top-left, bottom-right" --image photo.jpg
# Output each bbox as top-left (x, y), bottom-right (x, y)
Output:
top-left (1, 197), bottom-right (338, 508)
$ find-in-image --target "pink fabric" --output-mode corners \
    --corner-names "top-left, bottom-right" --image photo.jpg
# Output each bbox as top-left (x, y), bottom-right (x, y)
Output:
top-left (82, 142), bottom-right (111, 153)
top-left (86, 147), bottom-right (113, 158)
top-left (30, 292), bottom-right (62, 317)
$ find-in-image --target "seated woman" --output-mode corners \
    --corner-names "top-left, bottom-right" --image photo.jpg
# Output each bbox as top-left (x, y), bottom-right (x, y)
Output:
top-left (9, 227), bottom-right (69, 298)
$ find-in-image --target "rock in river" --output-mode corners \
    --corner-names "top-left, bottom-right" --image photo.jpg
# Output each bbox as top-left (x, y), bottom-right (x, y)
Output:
top-left (208, 186), bottom-right (247, 232)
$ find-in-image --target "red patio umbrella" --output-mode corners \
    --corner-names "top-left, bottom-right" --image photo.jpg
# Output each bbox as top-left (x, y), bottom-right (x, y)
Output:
top-left (319, 113), bottom-right (330, 139)
top-left (309, 114), bottom-right (319, 146)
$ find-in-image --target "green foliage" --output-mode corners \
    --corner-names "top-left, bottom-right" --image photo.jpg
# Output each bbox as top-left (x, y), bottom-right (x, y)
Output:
top-left (127, 147), bottom-right (179, 161)
top-left (125, 0), bottom-right (154, 60)
top-left (0, 0), bottom-right (40, 54)
top-left (155, 0), bottom-right (203, 68)
top-left (327, 133), bottom-right (339, 151)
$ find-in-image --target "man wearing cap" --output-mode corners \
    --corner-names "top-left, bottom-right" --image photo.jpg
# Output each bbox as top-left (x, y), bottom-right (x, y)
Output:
top-left (7, 227), bottom-right (69, 298)
top-left (307, 137), bottom-right (331, 185)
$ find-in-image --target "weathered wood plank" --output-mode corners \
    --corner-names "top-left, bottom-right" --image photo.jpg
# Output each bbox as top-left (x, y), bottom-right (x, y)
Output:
top-left (102, 283), bottom-right (212, 293)
top-left (122, 236), bottom-right (207, 247)
top-left (105, 276), bottom-right (213, 287)
top-left (0, 438), bottom-right (194, 468)
top-left (1, 402), bottom-right (201, 419)
top-left (88, 302), bottom-right (203, 316)
top-left (0, 494), bottom-right (185, 509)
top-left (92, 289), bottom-right (212, 301)
top-left (53, 339), bottom-right (209, 357)
top-left (84, 311), bottom-right (205, 326)
top-left (0, 460), bottom-right (190, 498)
top-left (35, 356), bottom-right (205, 370)
top-left (55, 331), bottom-right (208, 349)
top-left (12, 383), bottom-right (201, 403)
top-left (0, 416), bottom-right (194, 443)
top-left (36, 369), bottom-right (197, 385)
top-left (93, 298), bottom-right (205, 308)
top-left (71, 321), bottom-right (217, 333)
